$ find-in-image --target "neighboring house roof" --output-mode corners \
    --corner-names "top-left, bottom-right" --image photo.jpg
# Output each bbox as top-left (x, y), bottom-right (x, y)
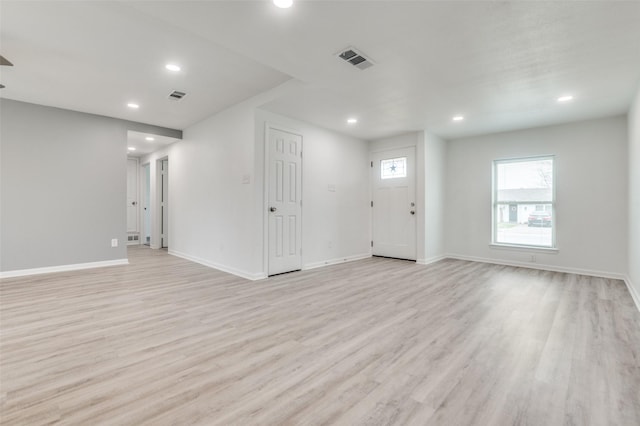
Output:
top-left (497, 188), bottom-right (552, 202)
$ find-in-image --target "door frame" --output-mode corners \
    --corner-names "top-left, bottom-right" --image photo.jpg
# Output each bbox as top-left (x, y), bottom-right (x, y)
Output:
top-left (160, 158), bottom-right (169, 248)
top-left (140, 162), bottom-right (151, 246)
top-left (370, 145), bottom-right (418, 261)
top-left (153, 156), bottom-right (169, 249)
top-left (126, 156), bottom-right (140, 245)
top-left (263, 123), bottom-right (303, 276)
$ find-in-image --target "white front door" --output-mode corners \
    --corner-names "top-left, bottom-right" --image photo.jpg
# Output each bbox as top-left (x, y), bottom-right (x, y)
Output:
top-left (372, 147), bottom-right (416, 260)
top-left (268, 128), bottom-right (302, 275)
top-left (126, 158), bottom-right (139, 235)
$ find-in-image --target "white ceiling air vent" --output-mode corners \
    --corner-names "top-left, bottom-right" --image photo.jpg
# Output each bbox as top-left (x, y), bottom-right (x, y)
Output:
top-left (168, 90), bottom-right (187, 101)
top-left (337, 47), bottom-right (374, 70)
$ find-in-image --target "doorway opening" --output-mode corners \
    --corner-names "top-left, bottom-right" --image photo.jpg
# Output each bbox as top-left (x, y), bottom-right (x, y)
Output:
top-left (159, 158), bottom-right (169, 249)
top-left (126, 157), bottom-right (140, 245)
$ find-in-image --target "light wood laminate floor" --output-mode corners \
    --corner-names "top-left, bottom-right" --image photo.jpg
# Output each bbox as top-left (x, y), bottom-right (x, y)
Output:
top-left (1, 246), bottom-right (639, 425)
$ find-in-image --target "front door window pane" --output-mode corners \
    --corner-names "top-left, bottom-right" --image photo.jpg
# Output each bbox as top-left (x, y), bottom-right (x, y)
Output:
top-left (381, 157), bottom-right (407, 179)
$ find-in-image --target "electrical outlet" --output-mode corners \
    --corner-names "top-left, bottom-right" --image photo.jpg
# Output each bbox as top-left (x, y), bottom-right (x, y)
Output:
top-left (111, 238), bottom-right (118, 247)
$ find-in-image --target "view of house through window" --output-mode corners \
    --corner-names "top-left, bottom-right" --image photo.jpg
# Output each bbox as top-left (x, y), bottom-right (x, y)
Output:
top-left (493, 156), bottom-right (555, 248)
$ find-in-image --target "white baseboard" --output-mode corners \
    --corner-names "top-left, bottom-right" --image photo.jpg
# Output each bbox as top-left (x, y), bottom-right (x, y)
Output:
top-left (417, 255), bottom-right (446, 266)
top-left (169, 249), bottom-right (267, 281)
top-left (624, 275), bottom-right (640, 313)
top-left (444, 253), bottom-right (627, 281)
top-left (303, 253), bottom-right (372, 271)
top-left (0, 259), bottom-right (129, 279)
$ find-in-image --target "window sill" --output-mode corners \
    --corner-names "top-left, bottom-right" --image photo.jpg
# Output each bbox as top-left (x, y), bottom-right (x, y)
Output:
top-left (489, 243), bottom-right (559, 254)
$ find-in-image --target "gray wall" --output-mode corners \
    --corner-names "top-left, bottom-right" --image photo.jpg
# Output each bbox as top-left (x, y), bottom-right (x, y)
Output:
top-left (0, 99), bottom-right (180, 272)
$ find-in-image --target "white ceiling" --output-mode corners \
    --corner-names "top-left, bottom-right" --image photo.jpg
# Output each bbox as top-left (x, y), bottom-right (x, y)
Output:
top-left (0, 1), bottom-right (290, 131)
top-left (126, 131), bottom-right (179, 157)
top-left (2, 1), bottom-right (640, 141)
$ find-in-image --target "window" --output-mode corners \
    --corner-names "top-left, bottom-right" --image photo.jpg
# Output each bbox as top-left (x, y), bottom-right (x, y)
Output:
top-left (493, 156), bottom-right (555, 248)
top-left (381, 157), bottom-right (407, 179)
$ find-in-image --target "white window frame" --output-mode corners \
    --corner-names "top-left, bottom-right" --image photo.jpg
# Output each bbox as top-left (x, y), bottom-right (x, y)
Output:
top-left (491, 155), bottom-right (556, 249)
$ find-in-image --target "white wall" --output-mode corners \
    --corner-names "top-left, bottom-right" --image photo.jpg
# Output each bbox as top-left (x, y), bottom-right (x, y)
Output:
top-left (256, 109), bottom-right (371, 271)
top-left (165, 97), bottom-right (262, 279)
top-left (0, 99), bottom-right (180, 275)
top-left (154, 80), bottom-right (369, 279)
top-left (628, 86), bottom-right (640, 307)
top-left (423, 131), bottom-right (446, 263)
top-left (445, 116), bottom-right (628, 278)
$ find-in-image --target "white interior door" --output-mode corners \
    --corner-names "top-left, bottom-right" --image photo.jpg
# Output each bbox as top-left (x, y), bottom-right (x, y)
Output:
top-left (161, 159), bottom-right (168, 248)
top-left (126, 158), bottom-right (139, 236)
top-left (372, 147), bottom-right (416, 260)
top-left (268, 128), bottom-right (302, 275)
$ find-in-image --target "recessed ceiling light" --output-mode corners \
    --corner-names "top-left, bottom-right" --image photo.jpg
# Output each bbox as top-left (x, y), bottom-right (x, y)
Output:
top-left (127, 103), bottom-right (139, 109)
top-left (347, 118), bottom-right (358, 124)
top-left (273, 0), bottom-right (293, 8)
top-left (557, 95), bottom-right (573, 103)
top-left (452, 115), bottom-right (464, 121)
top-left (145, 137), bottom-right (155, 141)
top-left (128, 147), bottom-right (136, 151)
top-left (165, 64), bottom-right (181, 72)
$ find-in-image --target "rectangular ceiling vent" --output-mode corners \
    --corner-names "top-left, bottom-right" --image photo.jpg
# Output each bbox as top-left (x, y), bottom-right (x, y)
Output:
top-left (168, 90), bottom-right (187, 101)
top-left (337, 47), bottom-right (374, 71)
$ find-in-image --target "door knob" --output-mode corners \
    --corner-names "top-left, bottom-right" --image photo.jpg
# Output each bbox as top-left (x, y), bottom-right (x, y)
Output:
top-left (270, 207), bottom-right (277, 212)
top-left (132, 201), bottom-right (137, 206)
top-left (410, 210), bottom-right (415, 215)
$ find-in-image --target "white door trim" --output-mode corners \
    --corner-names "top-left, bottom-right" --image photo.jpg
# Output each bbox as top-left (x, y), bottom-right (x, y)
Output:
top-left (161, 158), bottom-right (169, 248)
top-left (370, 143), bottom-right (417, 154)
top-left (140, 162), bottom-right (151, 246)
top-left (152, 156), bottom-right (168, 249)
top-left (263, 123), bottom-right (303, 276)
top-left (126, 157), bottom-right (140, 244)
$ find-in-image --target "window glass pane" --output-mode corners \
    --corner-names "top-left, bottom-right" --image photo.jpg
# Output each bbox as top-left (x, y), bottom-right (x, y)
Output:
top-left (496, 158), bottom-right (553, 202)
top-left (496, 203), bottom-right (553, 247)
top-left (381, 157), bottom-right (407, 179)
top-left (494, 157), bottom-right (554, 248)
